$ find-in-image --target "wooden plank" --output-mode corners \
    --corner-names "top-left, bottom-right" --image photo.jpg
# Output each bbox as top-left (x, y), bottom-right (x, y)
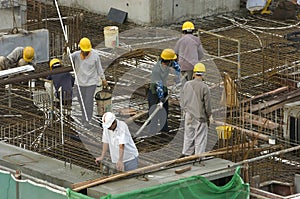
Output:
top-left (175, 166), bottom-right (191, 174)
top-left (249, 89), bottom-right (300, 112)
top-left (71, 150), bottom-right (228, 191)
top-left (242, 86), bottom-right (289, 104)
top-left (242, 112), bottom-right (280, 130)
top-left (125, 110), bottom-right (147, 124)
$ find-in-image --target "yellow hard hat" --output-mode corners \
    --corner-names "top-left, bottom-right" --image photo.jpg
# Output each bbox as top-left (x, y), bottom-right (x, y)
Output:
top-left (182, 21), bottom-right (195, 31)
top-left (160, 49), bottom-right (177, 60)
top-left (49, 58), bottom-right (61, 70)
top-left (193, 63), bottom-right (206, 75)
top-left (79, 37), bottom-right (92, 51)
top-left (23, 46), bottom-right (34, 62)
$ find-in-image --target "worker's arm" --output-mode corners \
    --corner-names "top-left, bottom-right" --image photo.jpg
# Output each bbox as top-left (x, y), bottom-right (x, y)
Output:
top-left (116, 144), bottom-right (125, 171)
top-left (95, 142), bottom-right (109, 164)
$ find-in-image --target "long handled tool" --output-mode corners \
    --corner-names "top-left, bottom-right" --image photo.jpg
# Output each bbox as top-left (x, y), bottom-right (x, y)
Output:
top-left (134, 73), bottom-right (187, 137)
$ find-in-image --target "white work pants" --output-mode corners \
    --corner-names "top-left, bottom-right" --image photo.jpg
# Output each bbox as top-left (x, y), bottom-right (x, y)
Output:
top-left (182, 112), bottom-right (208, 156)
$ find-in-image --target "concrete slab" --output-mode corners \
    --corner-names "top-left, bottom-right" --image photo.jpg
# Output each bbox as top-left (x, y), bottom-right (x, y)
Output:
top-left (87, 158), bottom-right (235, 198)
top-left (0, 142), bottom-right (99, 188)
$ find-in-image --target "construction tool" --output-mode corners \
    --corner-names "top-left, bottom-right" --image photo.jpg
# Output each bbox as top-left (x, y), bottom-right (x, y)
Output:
top-left (134, 73), bottom-right (187, 138)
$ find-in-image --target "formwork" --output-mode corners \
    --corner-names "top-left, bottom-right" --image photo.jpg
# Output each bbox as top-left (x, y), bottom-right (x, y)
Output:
top-left (0, 0), bottom-right (300, 197)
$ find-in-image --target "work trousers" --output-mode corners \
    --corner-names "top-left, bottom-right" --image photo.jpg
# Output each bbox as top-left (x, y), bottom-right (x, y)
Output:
top-left (75, 85), bottom-right (97, 125)
top-left (182, 112), bottom-right (208, 156)
top-left (124, 156), bottom-right (139, 171)
top-left (0, 56), bottom-right (27, 70)
top-left (147, 89), bottom-right (169, 135)
top-left (0, 56), bottom-right (8, 70)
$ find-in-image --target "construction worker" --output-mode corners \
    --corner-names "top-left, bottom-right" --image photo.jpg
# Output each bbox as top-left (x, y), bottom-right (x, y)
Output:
top-left (0, 46), bottom-right (35, 70)
top-left (180, 63), bottom-right (211, 157)
top-left (174, 21), bottom-right (204, 84)
top-left (95, 112), bottom-right (139, 172)
top-left (71, 37), bottom-right (108, 128)
top-left (47, 58), bottom-right (74, 108)
top-left (147, 48), bottom-right (180, 135)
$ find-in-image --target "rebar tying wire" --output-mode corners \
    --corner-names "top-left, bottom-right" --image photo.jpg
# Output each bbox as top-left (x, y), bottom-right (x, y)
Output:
top-left (53, 0), bottom-right (89, 122)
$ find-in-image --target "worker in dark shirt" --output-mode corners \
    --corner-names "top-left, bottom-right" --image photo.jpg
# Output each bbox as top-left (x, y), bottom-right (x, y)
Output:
top-left (47, 58), bottom-right (74, 109)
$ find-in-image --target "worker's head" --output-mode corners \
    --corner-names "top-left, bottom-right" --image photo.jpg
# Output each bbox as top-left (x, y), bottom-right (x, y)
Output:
top-left (23, 46), bottom-right (35, 62)
top-left (182, 21), bottom-right (195, 34)
top-left (49, 58), bottom-right (61, 70)
top-left (193, 62), bottom-right (206, 76)
top-left (79, 37), bottom-right (92, 56)
top-left (160, 48), bottom-right (177, 66)
top-left (102, 112), bottom-right (116, 129)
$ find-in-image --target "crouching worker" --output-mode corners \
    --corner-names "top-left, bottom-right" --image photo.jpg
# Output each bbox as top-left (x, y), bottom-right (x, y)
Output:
top-left (46, 58), bottom-right (74, 117)
top-left (0, 46), bottom-right (35, 70)
top-left (95, 112), bottom-right (139, 172)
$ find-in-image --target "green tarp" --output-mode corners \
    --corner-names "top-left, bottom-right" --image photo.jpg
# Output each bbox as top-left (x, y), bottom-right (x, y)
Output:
top-left (0, 171), bottom-right (94, 199)
top-left (100, 167), bottom-right (249, 199)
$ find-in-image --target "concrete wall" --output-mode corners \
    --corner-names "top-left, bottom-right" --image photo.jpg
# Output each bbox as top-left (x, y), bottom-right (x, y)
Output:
top-left (58, 0), bottom-right (240, 25)
top-left (0, 0), bottom-right (27, 31)
top-left (0, 29), bottom-right (49, 63)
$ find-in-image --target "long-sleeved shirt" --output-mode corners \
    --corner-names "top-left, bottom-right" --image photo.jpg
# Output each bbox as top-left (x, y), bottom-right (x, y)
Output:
top-left (180, 78), bottom-right (211, 122)
top-left (149, 61), bottom-right (170, 94)
top-left (71, 49), bottom-right (105, 86)
top-left (174, 34), bottom-right (204, 71)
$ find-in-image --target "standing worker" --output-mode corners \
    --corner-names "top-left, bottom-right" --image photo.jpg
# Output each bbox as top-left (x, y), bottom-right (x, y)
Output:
top-left (95, 112), bottom-right (139, 172)
top-left (174, 21), bottom-right (204, 83)
top-left (0, 46), bottom-right (35, 70)
top-left (70, 37), bottom-right (108, 128)
top-left (180, 63), bottom-right (211, 157)
top-left (47, 58), bottom-right (74, 110)
top-left (148, 48), bottom-right (180, 135)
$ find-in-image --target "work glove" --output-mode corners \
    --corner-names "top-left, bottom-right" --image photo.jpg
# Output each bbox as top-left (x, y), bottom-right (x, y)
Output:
top-left (156, 81), bottom-right (164, 101)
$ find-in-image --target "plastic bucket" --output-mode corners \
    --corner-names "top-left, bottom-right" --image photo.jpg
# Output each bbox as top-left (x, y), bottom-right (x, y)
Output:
top-left (103, 26), bottom-right (119, 48)
top-left (216, 125), bottom-right (233, 140)
top-left (95, 90), bottom-right (112, 116)
top-left (246, 0), bottom-right (266, 12)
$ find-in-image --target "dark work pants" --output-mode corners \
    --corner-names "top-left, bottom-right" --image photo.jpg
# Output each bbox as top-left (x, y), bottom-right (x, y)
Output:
top-left (147, 89), bottom-right (169, 135)
top-left (75, 85), bottom-right (96, 124)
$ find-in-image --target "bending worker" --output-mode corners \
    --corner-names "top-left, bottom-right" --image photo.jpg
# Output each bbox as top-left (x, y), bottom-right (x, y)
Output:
top-left (47, 58), bottom-right (74, 108)
top-left (148, 48), bottom-right (180, 135)
top-left (180, 63), bottom-right (211, 157)
top-left (71, 37), bottom-right (108, 128)
top-left (174, 21), bottom-right (204, 83)
top-left (95, 112), bottom-right (139, 172)
top-left (0, 46), bottom-right (35, 70)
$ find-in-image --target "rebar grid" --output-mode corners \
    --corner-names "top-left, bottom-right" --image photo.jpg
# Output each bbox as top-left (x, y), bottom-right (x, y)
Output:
top-left (0, 0), bottom-right (299, 183)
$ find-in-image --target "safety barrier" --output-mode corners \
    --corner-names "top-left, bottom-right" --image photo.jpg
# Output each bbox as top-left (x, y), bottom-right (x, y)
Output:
top-left (0, 169), bottom-right (93, 199)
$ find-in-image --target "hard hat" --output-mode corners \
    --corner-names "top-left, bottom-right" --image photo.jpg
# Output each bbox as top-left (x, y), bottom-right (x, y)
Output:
top-left (49, 58), bottom-right (61, 70)
top-left (23, 46), bottom-right (34, 62)
top-left (297, 0), bottom-right (300, 5)
top-left (182, 21), bottom-right (195, 31)
top-left (193, 62), bottom-right (206, 75)
top-left (160, 49), bottom-right (177, 60)
top-left (102, 112), bottom-right (116, 129)
top-left (79, 37), bottom-right (92, 52)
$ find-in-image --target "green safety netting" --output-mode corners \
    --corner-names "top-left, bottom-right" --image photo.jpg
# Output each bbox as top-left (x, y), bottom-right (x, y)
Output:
top-left (0, 171), bottom-right (93, 199)
top-left (66, 188), bottom-right (95, 199)
top-left (100, 167), bottom-right (249, 199)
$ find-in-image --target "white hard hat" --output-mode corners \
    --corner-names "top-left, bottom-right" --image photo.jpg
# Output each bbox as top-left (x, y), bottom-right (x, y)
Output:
top-left (298, 0), bottom-right (300, 5)
top-left (102, 112), bottom-right (116, 129)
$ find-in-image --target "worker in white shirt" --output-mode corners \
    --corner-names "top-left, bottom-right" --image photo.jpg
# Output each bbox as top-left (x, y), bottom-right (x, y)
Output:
top-left (95, 112), bottom-right (139, 172)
